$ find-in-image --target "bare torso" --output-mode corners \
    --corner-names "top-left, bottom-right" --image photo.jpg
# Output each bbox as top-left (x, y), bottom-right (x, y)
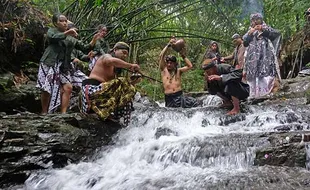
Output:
top-left (89, 54), bottom-right (116, 82)
top-left (161, 68), bottom-right (182, 94)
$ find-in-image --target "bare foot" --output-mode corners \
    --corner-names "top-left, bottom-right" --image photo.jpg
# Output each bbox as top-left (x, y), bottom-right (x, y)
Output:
top-left (227, 108), bottom-right (240, 115)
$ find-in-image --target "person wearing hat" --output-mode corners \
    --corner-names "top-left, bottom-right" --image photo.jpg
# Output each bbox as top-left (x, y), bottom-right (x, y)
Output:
top-left (202, 41), bottom-right (225, 90)
top-left (80, 42), bottom-right (140, 126)
top-left (222, 34), bottom-right (246, 69)
top-left (159, 38), bottom-right (198, 108)
top-left (202, 62), bottom-right (249, 115)
top-left (243, 13), bottom-right (281, 99)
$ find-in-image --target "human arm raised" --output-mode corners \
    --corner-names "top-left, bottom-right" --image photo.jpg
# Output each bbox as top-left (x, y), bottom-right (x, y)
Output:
top-left (159, 38), bottom-right (176, 71)
top-left (260, 25), bottom-right (281, 41)
top-left (159, 44), bottom-right (170, 71)
top-left (73, 32), bottom-right (103, 52)
top-left (178, 47), bottom-right (193, 73)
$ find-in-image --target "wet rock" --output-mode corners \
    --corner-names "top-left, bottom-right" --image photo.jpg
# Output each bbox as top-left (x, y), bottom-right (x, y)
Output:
top-left (218, 114), bottom-right (246, 126)
top-left (0, 113), bottom-right (122, 188)
top-left (275, 111), bottom-right (300, 124)
top-left (0, 73), bottom-right (15, 91)
top-left (255, 132), bottom-right (310, 168)
top-left (155, 127), bottom-right (178, 139)
top-left (133, 92), bottom-right (159, 108)
top-left (255, 143), bottom-right (306, 168)
top-left (0, 82), bottom-right (40, 114)
top-left (0, 0), bottom-right (48, 73)
top-left (201, 118), bottom-right (211, 127)
top-left (274, 123), bottom-right (305, 131)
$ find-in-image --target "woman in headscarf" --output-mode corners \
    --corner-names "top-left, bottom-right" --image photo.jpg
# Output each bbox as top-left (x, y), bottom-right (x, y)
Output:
top-left (202, 41), bottom-right (225, 90)
top-left (243, 13), bottom-right (281, 98)
top-left (203, 41), bottom-right (224, 64)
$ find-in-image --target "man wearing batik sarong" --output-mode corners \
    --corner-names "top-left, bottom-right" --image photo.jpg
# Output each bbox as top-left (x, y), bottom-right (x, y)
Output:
top-left (80, 42), bottom-right (140, 126)
top-left (243, 13), bottom-right (282, 98)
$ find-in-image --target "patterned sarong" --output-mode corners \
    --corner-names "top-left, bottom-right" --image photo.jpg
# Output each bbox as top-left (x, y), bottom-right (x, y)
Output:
top-left (88, 55), bottom-right (100, 71)
top-left (69, 63), bottom-right (88, 110)
top-left (71, 62), bottom-right (88, 88)
top-left (80, 77), bottom-right (136, 126)
top-left (36, 62), bottom-right (71, 113)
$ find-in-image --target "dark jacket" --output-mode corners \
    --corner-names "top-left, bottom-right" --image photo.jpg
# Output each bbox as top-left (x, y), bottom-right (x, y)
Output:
top-left (208, 64), bottom-right (248, 100)
top-left (71, 49), bottom-right (89, 62)
top-left (92, 38), bottom-right (110, 56)
top-left (40, 27), bottom-right (93, 71)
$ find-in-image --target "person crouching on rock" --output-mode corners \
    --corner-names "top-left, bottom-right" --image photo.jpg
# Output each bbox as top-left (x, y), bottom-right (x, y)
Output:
top-left (80, 42), bottom-right (140, 126)
top-left (202, 62), bottom-right (249, 115)
top-left (159, 38), bottom-right (199, 108)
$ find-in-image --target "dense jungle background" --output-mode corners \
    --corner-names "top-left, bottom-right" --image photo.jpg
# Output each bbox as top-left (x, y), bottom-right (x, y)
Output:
top-left (0, 0), bottom-right (309, 100)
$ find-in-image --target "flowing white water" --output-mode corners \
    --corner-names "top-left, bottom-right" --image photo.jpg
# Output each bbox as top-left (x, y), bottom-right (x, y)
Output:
top-left (23, 102), bottom-right (310, 190)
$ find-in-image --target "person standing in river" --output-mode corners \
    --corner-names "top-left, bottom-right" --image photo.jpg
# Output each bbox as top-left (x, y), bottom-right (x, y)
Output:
top-left (36, 13), bottom-right (102, 114)
top-left (159, 38), bottom-right (198, 108)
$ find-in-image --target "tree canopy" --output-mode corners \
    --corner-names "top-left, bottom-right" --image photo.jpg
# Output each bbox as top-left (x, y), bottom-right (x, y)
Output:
top-left (25, 0), bottom-right (310, 98)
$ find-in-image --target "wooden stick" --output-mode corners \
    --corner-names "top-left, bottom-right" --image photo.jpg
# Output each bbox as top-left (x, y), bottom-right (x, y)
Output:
top-left (124, 68), bottom-right (163, 83)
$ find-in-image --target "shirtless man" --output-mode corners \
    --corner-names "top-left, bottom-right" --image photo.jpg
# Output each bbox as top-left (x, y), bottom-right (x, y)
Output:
top-left (159, 38), bottom-right (198, 108)
top-left (81, 42), bottom-right (140, 125)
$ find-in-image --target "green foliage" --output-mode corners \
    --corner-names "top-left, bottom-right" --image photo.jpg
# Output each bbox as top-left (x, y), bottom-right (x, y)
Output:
top-left (181, 67), bottom-right (204, 93)
top-left (264, 0), bottom-right (308, 39)
top-left (30, 0), bottom-right (310, 100)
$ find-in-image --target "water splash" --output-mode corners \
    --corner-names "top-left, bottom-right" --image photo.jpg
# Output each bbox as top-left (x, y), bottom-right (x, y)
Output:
top-left (23, 101), bottom-right (310, 190)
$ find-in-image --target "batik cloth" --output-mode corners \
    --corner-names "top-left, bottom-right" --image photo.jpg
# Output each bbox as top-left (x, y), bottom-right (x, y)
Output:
top-left (243, 25), bottom-right (281, 98)
top-left (80, 77), bottom-right (136, 126)
top-left (36, 62), bottom-right (71, 113)
top-left (88, 55), bottom-right (100, 71)
top-left (70, 62), bottom-right (88, 88)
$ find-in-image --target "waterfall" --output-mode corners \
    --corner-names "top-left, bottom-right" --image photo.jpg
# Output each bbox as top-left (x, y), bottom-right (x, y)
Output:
top-left (23, 100), bottom-right (310, 190)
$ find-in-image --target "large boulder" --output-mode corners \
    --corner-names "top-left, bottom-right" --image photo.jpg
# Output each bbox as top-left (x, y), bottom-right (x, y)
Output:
top-left (0, 113), bottom-right (123, 188)
top-left (254, 132), bottom-right (310, 168)
top-left (0, 71), bottom-right (40, 114)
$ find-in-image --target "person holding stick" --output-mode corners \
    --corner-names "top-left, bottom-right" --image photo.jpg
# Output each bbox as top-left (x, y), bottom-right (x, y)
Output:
top-left (159, 38), bottom-right (199, 108)
top-left (80, 42), bottom-right (140, 126)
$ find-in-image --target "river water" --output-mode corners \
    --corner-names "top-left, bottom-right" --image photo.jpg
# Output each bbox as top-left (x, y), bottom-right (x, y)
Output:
top-left (23, 96), bottom-right (310, 190)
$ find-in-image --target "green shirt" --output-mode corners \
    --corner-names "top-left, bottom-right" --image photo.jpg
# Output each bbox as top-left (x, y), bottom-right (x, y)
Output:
top-left (40, 27), bottom-right (92, 68)
top-left (92, 38), bottom-right (110, 56)
top-left (71, 49), bottom-right (89, 62)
